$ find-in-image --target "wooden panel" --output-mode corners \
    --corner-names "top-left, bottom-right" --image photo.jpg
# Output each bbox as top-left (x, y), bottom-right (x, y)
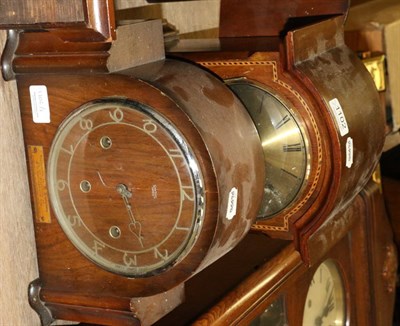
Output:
top-left (0, 0), bottom-right (116, 42)
top-left (0, 30), bottom-right (40, 325)
top-left (0, 0), bottom-right (85, 26)
top-left (219, 0), bottom-right (350, 37)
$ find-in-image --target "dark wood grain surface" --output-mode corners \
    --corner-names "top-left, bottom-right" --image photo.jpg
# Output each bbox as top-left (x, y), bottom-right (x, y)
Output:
top-left (0, 0), bottom-right (85, 26)
top-left (219, 0), bottom-right (350, 37)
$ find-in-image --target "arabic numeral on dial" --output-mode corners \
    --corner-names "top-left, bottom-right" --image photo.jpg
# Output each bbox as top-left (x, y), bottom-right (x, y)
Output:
top-left (123, 252), bottom-right (137, 267)
top-left (57, 179), bottom-right (69, 191)
top-left (181, 186), bottom-right (194, 201)
top-left (60, 144), bottom-right (74, 155)
top-left (154, 247), bottom-right (168, 261)
top-left (143, 119), bottom-right (157, 134)
top-left (169, 148), bottom-right (183, 158)
top-left (79, 118), bottom-right (93, 131)
top-left (67, 215), bottom-right (82, 227)
top-left (109, 108), bottom-right (124, 122)
top-left (92, 240), bottom-right (105, 255)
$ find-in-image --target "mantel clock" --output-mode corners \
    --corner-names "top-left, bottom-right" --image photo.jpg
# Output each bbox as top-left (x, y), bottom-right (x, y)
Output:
top-left (171, 14), bottom-right (384, 251)
top-left (1, 12), bottom-right (267, 326)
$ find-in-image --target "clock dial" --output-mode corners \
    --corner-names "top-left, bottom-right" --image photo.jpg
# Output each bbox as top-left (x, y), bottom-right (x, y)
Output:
top-left (228, 81), bottom-right (309, 218)
top-left (302, 260), bottom-right (346, 326)
top-left (47, 98), bottom-right (204, 277)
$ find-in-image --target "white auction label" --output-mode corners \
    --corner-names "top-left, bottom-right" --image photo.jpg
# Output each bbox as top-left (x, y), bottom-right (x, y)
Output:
top-left (329, 98), bottom-right (349, 136)
top-left (226, 187), bottom-right (238, 220)
top-left (346, 137), bottom-right (354, 168)
top-left (29, 85), bottom-right (50, 123)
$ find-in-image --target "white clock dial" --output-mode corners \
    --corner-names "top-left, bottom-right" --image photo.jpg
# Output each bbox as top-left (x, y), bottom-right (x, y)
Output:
top-left (302, 260), bottom-right (346, 326)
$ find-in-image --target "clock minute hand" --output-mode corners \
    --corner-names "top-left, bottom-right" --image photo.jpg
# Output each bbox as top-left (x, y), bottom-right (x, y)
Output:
top-left (314, 288), bottom-right (335, 326)
top-left (116, 184), bottom-right (144, 247)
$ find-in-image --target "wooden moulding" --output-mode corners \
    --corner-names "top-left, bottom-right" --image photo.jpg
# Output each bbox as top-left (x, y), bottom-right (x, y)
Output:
top-left (1, 19), bottom-right (165, 80)
top-left (192, 185), bottom-right (391, 325)
top-left (0, 0), bottom-right (116, 42)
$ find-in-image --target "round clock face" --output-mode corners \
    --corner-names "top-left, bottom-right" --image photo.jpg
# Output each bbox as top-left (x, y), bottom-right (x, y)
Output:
top-left (302, 260), bottom-right (346, 326)
top-left (228, 81), bottom-right (309, 218)
top-left (47, 98), bottom-right (205, 277)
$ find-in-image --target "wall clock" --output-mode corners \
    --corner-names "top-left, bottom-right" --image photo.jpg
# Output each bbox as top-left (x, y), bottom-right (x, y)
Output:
top-left (155, 181), bottom-right (396, 326)
top-left (302, 259), bottom-right (346, 326)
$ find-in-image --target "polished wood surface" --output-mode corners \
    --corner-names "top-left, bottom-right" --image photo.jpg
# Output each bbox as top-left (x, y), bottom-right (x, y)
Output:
top-left (0, 0), bottom-right (85, 25)
top-left (190, 182), bottom-right (396, 325)
top-left (154, 234), bottom-right (290, 325)
top-left (194, 197), bottom-right (362, 325)
top-left (0, 0), bottom-right (116, 42)
top-left (2, 19), bottom-right (162, 80)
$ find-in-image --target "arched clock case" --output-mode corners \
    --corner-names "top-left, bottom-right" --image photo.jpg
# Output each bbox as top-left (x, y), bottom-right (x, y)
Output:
top-left (172, 15), bottom-right (384, 249)
top-left (14, 57), bottom-right (265, 323)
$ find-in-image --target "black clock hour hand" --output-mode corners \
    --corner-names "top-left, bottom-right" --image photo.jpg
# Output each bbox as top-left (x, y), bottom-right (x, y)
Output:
top-left (116, 184), bottom-right (144, 247)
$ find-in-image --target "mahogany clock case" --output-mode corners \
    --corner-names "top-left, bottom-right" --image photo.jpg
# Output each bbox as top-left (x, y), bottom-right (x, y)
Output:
top-left (16, 58), bottom-right (265, 316)
top-left (170, 16), bottom-right (385, 242)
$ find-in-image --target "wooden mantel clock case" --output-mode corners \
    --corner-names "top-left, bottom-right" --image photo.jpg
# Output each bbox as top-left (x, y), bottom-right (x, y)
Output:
top-left (172, 15), bottom-right (384, 249)
top-left (0, 0), bottom-right (392, 325)
top-left (4, 25), bottom-right (267, 325)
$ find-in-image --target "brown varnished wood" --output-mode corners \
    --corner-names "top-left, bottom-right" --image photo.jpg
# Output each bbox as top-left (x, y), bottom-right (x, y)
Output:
top-left (46, 302), bottom-right (140, 326)
top-left (219, 0), bottom-right (350, 37)
top-left (0, 0), bottom-right (85, 26)
top-left (192, 197), bottom-right (365, 325)
top-left (154, 233), bottom-right (289, 326)
top-left (170, 16), bottom-right (385, 253)
top-left (3, 20), bottom-right (164, 80)
top-left (359, 180), bottom-right (397, 325)
top-left (286, 17), bottom-right (385, 258)
top-left (0, 0), bottom-right (116, 42)
top-left (194, 244), bottom-right (304, 326)
top-left (191, 183), bottom-right (396, 326)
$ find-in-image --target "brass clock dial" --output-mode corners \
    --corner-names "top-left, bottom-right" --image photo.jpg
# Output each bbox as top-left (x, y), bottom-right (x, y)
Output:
top-left (47, 98), bottom-right (204, 277)
top-left (302, 260), bottom-right (346, 326)
top-left (228, 80), bottom-right (309, 218)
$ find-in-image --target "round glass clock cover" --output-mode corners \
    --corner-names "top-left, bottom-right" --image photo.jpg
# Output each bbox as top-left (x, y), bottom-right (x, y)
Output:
top-left (47, 98), bottom-right (204, 277)
top-left (228, 81), bottom-right (309, 218)
top-left (302, 259), bottom-right (346, 326)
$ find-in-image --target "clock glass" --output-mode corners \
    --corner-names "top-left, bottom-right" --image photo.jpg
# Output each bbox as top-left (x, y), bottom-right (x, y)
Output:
top-left (250, 296), bottom-right (287, 325)
top-left (47, 98), bottom-right (205, 277)
top-left (228, 80), bottom-right (309, 218)
top-left (302, 259), bottom-right (346, 326)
